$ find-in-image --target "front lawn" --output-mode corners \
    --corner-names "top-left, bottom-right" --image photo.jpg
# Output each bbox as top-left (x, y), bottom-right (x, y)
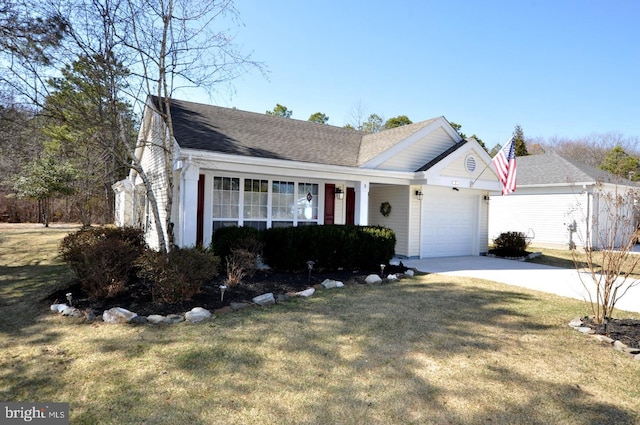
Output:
top-left (1, 226), bottom-right (640, 424)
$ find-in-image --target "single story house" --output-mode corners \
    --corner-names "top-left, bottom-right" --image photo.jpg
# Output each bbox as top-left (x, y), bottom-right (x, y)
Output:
top-left (488, 152), bottom-right (639, 250)
top-left (114, 97), bottom-right (501, 258)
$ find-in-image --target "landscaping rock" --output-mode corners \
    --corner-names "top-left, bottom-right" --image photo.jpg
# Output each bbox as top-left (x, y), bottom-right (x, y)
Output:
top-left (51, 303), bottom-right (69, 313)
top-left (365, 274), bottom-right (382, 284)
top-left (61, 307), bottom-right (83, 318)
top-left (321, 279), bottom-right (344, 289)
top-left (614, 340), bottom-right (628, 352)
top-left (296, 288), bottom-right (315, 297)
top-left (147, 315), bottom-right (165, 324)
top-left (163, 314), bottom-right (184, 324)
top-left (103, 307), bottom-right (138, 324)
top-left (386, 274), bottom-right (398, 281)
top-left (405, 269), bottom-right (415, 277)
top-left (253, 293), bottom-right (275, 306)
top-left (185, 307), bottom-right (212, 323)
top-left (576, 326), bottom-right (595, 334)
top-left (129, 316), bottom-right (148, 325)
top-left (568, 318), bottom-right (583, 328)
top-left (592, 334), bottom-right (615, 344)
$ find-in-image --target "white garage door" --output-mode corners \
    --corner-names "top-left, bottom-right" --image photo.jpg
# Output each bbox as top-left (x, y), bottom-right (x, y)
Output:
top-left (422, 187), bottom-right (477, 257)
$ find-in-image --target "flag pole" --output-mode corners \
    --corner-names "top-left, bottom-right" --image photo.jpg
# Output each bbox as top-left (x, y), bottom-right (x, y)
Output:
top-left (470, 134), bottom-right (515, 188)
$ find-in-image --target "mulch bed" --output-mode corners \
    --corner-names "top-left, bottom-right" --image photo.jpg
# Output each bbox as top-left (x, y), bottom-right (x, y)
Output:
top-left (47, 268), bottom-right (372, 317)
top-left (582, 317), bottom-right (640, 349)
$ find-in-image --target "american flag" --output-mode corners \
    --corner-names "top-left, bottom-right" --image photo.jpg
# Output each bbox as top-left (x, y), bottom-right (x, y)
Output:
top-left (493, 136), bottom-right (516, 195)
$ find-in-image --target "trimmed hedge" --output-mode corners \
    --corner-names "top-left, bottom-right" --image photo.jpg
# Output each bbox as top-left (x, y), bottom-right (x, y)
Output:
top-left (212, 225), bottom-right (396, 272)
top-left (261, 225), bottom-right (396, 271)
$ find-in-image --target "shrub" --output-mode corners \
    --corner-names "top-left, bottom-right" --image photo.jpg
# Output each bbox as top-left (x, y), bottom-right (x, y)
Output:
top-left (136, 247), bottom-right (220, 304)
top-left (59, 227), bottom-right (146, 299)
top-left (490, 231), bottom-right (530, 257)
top-left (212, 226), bottom-right (263, 284)
top-left (262, 225), bottom-right (396, 271)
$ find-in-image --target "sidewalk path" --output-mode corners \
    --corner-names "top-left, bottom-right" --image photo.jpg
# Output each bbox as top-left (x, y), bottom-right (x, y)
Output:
top-left (400, 256), bottom-right (640, 314)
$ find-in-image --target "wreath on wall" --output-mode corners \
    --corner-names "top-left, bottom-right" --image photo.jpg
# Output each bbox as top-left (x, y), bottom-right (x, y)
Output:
top-left (379, 201), bottom-right (392, 217)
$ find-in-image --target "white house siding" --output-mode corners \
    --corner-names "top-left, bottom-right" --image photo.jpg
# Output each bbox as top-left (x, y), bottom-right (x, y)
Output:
top-left (421, 186), bottom-right (478, 257)
top-left (369, 185), bottom-right (410, 257)
top-left (488, 190), bottom-right (588, 249)
top-left (376, 127), bottom-right (454, 172)
top-left (135, 114), bottom-right (173, 250)
top-left (479, 196), bottom-right (489, 254)
top-left (408, 185), bottom-right (422, 257)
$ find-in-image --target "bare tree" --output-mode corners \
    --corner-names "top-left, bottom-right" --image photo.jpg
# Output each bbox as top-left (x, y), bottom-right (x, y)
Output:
top-left (572, 183), bottom-right (640, 324)
top-left (109, 0), bottom-right (262, 252)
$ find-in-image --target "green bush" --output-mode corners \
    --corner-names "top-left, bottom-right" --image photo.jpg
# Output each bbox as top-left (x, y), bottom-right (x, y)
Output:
top-left (490, 231), bottom-right (530, 257)
top-left (136, 247), bottom-right (220, 304)
top-left (59, 227), bottom-right (146, 300)
top-left (262, 225), bottom-right (396, 271)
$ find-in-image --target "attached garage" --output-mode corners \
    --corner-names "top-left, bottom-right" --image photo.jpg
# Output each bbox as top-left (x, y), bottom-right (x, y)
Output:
top-left (421, 187), bottom-right (479, 257)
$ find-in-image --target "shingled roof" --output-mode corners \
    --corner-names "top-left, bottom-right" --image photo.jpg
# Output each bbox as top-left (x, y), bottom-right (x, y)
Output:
top-left (160, 98), bottom-right (446, 169)
top-left (168, 98), bottom-right (366, 167)
top-left (517, 152), bottom-right (637, 186)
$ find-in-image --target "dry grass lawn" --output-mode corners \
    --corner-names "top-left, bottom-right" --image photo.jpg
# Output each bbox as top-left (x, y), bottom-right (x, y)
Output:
top-left (1, 225), bottom-right (640, 424)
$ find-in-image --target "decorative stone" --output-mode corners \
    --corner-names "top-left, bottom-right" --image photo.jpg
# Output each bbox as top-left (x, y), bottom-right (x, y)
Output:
top-left (405, 269), bottom-right (415, 277)
top-left (365, 274), bottom-right (382, 284)
top-left (296, 288), bottom-right (315, 297)
top-left (103, 307), bottom-right (138, 324)
top-left (147, 315), bottom-right (165, 324)
top-left (576, 326), bottom-right (595, 334)
top-left (592, 334), bottom-right (615, 344)
top-left (230, 302), bottom-right (250, 311)
top-left (253, 293), bottom-right (275, 306)
top-left (129, 316), bottom-right (148, 325)
top-left (321, 279), bottom-right (344, 289)
top-left (386, 274), bottom-right (398, 281)
top-left (185, 307), bottom-right (212, 323)
top-left (613, 340), bottom-right (628, 352)
top-left (163, 314), bottom-right (184, 324)
top-left (62, 307), bottom-right (83, 318)
top-left (568, 318), bottom-right (583, 328)
top-left (51, 303), bottom-right (68, 313)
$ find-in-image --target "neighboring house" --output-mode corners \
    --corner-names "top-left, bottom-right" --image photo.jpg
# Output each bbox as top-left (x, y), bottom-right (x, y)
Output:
top-left (114, 97), bottom-right (500, 258)
top-left (488, 152), bottom-right (640, 250)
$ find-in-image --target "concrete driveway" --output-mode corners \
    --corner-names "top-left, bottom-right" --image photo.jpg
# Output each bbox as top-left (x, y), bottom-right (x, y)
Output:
top-left (400, 256), bottom-right (640, 314)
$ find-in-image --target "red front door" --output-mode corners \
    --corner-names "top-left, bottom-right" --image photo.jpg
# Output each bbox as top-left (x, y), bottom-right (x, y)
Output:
top-left (324, 184), bottom-right (335, 224)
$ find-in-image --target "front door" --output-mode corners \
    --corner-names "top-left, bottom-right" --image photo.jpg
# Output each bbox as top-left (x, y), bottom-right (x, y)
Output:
top-left (346, 187), bottom-right (355, 225)
top-left (324, 184), bottom-right (335, 224)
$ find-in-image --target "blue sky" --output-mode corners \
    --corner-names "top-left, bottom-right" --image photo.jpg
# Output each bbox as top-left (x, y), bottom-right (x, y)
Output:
top-left (181, 0), bottom-right (640, 150)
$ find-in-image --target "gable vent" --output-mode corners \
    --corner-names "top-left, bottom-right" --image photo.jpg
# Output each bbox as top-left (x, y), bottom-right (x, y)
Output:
top-left (465, 155), bottom-right (477, 173)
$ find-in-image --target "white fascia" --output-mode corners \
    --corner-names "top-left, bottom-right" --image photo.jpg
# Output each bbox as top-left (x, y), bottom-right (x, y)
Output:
top-left (180, 149), bottom-right (417, 185)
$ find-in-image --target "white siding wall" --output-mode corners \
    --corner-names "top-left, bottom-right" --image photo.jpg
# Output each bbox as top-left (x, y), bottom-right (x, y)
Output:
top-left (136, 113), bottom-right (172, 250)
top-left (369, 185), bottom-right (410, 257)
top-left (377, 128), bottom-right (454, 172)
top-left (408, 186), bottom-right (422, 257)
top-left (479, 195), bottom-right (489, 254)
top-left (488, 190), bottom-right (588, 249)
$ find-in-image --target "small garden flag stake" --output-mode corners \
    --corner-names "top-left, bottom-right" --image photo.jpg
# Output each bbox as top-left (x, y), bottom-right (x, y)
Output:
top-left (492, 136), bottom-right (517, 195)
